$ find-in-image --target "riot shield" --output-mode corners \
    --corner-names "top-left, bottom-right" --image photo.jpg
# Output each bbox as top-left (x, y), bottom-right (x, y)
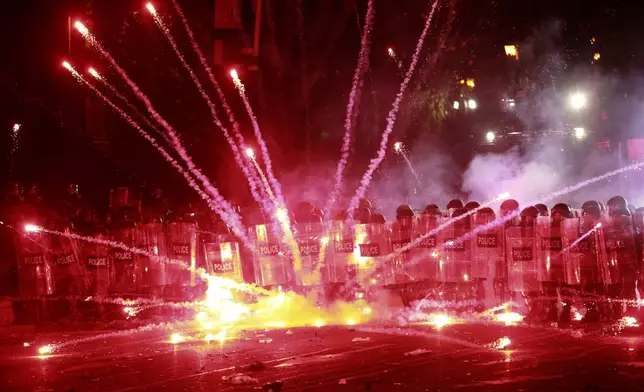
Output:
top-left (16, 232), bottom-right (55, 297)
top-left (471, 216), bottom-right (503, 281)
top-left (505, 226), bottom-right (539, 292)
top-left (109, 227), bottom-right (137, 294)
top-left (353, 222), bottom-right (389, 287)
top-left (411, 214), bottom-right (441, 283)
top-left (535, 216), bottom-right (565, 283)
top-left (325, 220), bottom-right (355, 284)
top-left (81, 235), bottom-right (113, 295)
top-left (561, 217), bottom-right (602, 286)
top-left (437, 221), bottom-right (471, 283)
top-left (601, 216), bottom-right (640, 284)
top-left (251, 223), bottom-right (294, 287)
top-left (203, 238), bottom-right (243, 282)
top-left (133, 223), bottom-right (167, 294)
top-left (50, 232), bottom-right (85, 295)
top-left (293, 221), bottom-right (325, 286)
top-left (166, 222), bottom-right (198, 288)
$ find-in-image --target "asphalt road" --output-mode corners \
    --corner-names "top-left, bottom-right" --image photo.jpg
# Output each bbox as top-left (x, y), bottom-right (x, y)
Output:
top-left (1, 320), bottom-right (644, 391)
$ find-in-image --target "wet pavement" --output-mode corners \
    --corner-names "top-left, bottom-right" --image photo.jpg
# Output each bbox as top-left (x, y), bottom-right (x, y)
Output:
top-left (1, 321), bottom-right (644, 391)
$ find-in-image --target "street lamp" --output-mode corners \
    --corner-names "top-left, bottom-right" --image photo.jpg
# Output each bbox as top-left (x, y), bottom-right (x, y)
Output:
top-left (568, 92), bottom-right (587, 111)
top-left (467, 99), bottom-right (477, 110)
top-left (573, 127), bottom-right (586, 140)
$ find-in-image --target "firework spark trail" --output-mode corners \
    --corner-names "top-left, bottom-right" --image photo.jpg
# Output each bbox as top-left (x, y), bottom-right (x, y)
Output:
top-left (558, 223), bottom-right (602, 256)
top-left (396, 143), bottom-right (423, 190)
top-left (146, 5), bottom-right (265, 210)
top-left (230, 71), bottom-right (286, 207)
top-left (387, 47), bottom-right (405, 77)
top-left (326, 0), bottom-right (375, 218)
top-left (347, 1), bottom-right (439, 218)
top-left (383, 192), bottom-right (508, 261)
top-left (73, 23), bottom-right (244, 234)
top-left (247, 150), bottom-right (278, 206)
top-left (442, 159), bottom-right (644, 250)
top-left (63, 63), bottom-right (251, 247)
top-left (88, 68), bottom-right (173, 146)
top-left (50, 320), bottom-right (189, 353)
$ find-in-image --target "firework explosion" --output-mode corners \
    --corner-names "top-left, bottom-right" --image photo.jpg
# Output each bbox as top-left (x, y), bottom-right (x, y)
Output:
top-left (36, 0), bottom-right (644, 361)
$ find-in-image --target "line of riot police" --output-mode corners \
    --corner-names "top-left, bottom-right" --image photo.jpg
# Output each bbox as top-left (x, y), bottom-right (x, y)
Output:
top-left (7, 183), bottom-right (644, 323)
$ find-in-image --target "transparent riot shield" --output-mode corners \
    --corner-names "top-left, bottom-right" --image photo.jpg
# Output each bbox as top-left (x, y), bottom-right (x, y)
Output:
top-left (535, 217), bottom-right (565, 283)
top-left (251, 223), bottom-right (294, 287)
top-left (389, 217), bottom-right (415, 285)
top-left (16, 232), bottom-right (55, 297)
top-left (325, 220), bottom-right (355, 285)
top-left (133, 223), bottom-right (167, 294)
top-left (293, 221), bottom-right (325, 286)
top-left (109, 227), bottom-right (137, 294)
top-left (471, 217), bottom-right (502, 281)
top-left (203, 237), bottom-right (243, 283)
top-left (81, 235), bottom-right (113, 295)
top-left (353, 222), bottom-right (389, 287)
top-left (411, 214), bottom-right (441, 283)
top-left (561, 217), bottom-right (602, 286)
top-left (601, 216), bottom-right (640, 284)
top-left (437, 222), bottom-right (472, 283)
top-left (505, 226), bottom-right (539, 293)
top-left (166, 222), bottom-right (197, 288)
top-left (50, 231), bottom-right (85, 295)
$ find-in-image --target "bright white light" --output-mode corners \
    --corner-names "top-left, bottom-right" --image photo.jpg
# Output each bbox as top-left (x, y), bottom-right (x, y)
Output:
top-left (495, 312), bottom-right (524, 326)
top-left (230, 69), bottom-right (239, 80)
top-left (493, 337), bottom-right (511, 350)
top-left (320, 236), bottom-right (329, 245)
top-left (393, 142), bottom-right (402, 152)
top-left (574, 127), bottom-right (586, 140)
top-left (245, 148), bottom-right (254, 158)
top-left (73, 21), bottom-right (88, 36)
top-left (62, 61), bottom-right (72, 70)
top-left (468, 99), bottom-right (477, 110)
top-left (595, 222), bottom-right (602, 229)
top-left (88, 67), bottom-right (100, 79)
top-left (275, 208), bottom-right (288, 222)
top-left (486, 131), bottom-right (495, 143)
top-left (569, 92), bottom-right (587, 110)
top-left (387, 48), bottom-right (395, 57)
top-left (428, 313), bottom-right (452, 329)
top-left (13, 124), bottom-right (21, 132)
top-left (145, 3), bottom-right (157, 15)
top-left (24, 224), bottom-right (41, 233)
top-left (453, 100), bottom-right (460, 110)
top-left (497, 191), bottom-right (511, 200)
top-left (38, 345), bottom-right (54, 355)
top-left (169, 333), bottom-right (185, 344)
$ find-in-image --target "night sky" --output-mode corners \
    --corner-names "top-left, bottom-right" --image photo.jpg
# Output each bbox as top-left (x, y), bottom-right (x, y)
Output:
top-left (1, 0), bottom-right (643, 208)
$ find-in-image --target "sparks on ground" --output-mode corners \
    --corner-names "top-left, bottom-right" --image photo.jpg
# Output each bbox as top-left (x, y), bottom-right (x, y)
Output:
top-left (495, 311), bottom-right (524, 326)
top-left (169, 333), bottom-right (185, 344)
top-left (427, 313), bottom-right (452, 329)
top-left (38, 345), bottom-right (54, 355)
